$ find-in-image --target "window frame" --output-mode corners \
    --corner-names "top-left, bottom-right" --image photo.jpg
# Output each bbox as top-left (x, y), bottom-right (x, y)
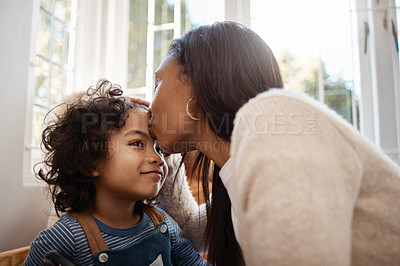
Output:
top-left (237, 0), bottom-right (400, 162)
top-left (24, 0), bottom-right (77, 185)
top-left (351, 0), bottom-right (400, 163)
top-left (126, 0), bottom-right (183, 100)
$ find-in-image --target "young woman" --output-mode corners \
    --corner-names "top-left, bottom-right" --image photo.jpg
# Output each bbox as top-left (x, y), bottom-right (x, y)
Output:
top-left (24, 80), bottom-right (208, 266)
top-left (137, 21), bottom-right (400, 265)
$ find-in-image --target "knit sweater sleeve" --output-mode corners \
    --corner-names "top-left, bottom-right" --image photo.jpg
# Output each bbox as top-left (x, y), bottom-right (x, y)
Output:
top-left (227, 90), bottom-right (363, 266)
top-left (154, 154), bottom-right (207, 252)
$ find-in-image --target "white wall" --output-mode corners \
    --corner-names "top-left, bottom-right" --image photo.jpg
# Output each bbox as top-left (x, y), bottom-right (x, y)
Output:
top-left (0, 0), bottom-right (52, 252)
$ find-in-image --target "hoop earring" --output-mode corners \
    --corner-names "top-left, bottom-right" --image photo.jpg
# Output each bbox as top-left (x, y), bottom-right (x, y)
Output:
top-left (186, 97), bottom-right (201, 121)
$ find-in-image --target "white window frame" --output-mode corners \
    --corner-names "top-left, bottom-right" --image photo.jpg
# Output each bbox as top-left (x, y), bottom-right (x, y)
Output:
top-left (232, 0), bottom-right (400, 163)
top-left (126, 0), bottom-right (183, 101)
top-left (24, 0), bottom-right (78, 185)
top-left (351, 0), bottom-right (400, 163)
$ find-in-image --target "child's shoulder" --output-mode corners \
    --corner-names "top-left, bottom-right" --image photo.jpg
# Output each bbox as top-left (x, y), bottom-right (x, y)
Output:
top-left (59, 213), bottom-right (85, 228)
top-left (40, 213), bottom-right (88, 241)
top-left (25, 214), bottom-right (82, 265)
top-left (153, 207), bottom-right (182, 235)
top-left (154, 207), bottom-right (173, 223)
top-left (36, 213), bottom-right (84, 241)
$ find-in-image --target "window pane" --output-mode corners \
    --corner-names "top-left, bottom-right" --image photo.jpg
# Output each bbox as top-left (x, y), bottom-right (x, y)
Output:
top-left (251, 0), bottom-right (357, 126)
top-left (325, 83), bottom-right (353, 123)
top-left (155, 0), bottom-right (174, 25)
top-left (66, 0), bottom-right (73, 22)
top-left (128, 0), bottom-right (148, 88)
top-left (64, 29), bottom-right (70, 64)
top-left (35, 57), bottom-right (50, 106)
top-left (31, 106), bottom-right (47, 148)
top-left (50, 65), bottom-right (66, 106)
top-left (52, 20), bottom-right (66, 64)
top-left (181, 0), bottom-right (190, 34)
top-left (185, 0), bottom-right (223, 27)
top-left (29, 0), bottom-right (76, 184)
top-left (41, 0), bottom-right (52, 12)
top-left (277, 53), bottom-right (320, 98)
top-left (54, 0), bottom-right (67, 21)
top-left (36, 10), bottom-right (52, 57)
top-left (154, 30), bottom-right (174, 72)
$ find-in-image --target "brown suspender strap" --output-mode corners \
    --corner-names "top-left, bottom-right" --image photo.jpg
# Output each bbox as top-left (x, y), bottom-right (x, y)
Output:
top-left (68, 212), bottom-right (108, 257)
top-left (142, 205), bottom-right (166, 229)
top-left (68, 206), bottom-right (164, 257)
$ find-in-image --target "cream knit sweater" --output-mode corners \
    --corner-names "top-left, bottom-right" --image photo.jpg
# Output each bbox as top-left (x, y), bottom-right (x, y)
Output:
top-left (156, 89), bottom-right (400, 266)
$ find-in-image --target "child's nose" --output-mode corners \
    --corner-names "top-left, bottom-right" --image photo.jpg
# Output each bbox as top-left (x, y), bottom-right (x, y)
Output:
top-left (148, 149), bottom-right (164, 165)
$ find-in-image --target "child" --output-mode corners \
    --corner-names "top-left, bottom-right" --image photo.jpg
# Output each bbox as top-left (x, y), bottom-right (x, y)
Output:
top-left (24, 80), bottom-right (208, 266)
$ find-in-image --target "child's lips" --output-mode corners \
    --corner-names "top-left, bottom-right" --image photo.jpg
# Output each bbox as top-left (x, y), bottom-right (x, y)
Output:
top-left (142, 170), bottom-right (163, 180)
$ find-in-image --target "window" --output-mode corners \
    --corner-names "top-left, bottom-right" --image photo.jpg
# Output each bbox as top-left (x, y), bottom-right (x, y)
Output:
top-left (251, 0), bottom-right (359, 128)
top-left (127, 0), bottom-right (223, 99)
top-left (25, 0), bottom-right (222, 183)
top-left (26, 0), bottom-right (77, 183)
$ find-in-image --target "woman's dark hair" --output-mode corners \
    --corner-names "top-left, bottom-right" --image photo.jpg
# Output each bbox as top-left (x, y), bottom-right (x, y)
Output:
top-left (168, 21), bottom-right (283, 265)
top-left (36, 80), bottom-right (146, 216)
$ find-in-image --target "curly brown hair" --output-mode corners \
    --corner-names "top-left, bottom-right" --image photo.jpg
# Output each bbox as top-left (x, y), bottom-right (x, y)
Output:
top-left (36, 80), bottom-right (147, 215)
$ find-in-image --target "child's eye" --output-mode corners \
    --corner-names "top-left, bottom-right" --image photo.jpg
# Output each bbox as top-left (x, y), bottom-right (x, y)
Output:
top-left (129, 140), bottom-right (144, 147)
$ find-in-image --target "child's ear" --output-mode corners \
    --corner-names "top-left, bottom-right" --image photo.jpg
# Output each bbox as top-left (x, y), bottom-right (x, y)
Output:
top-left (88, 161), bottom-right (102, 177)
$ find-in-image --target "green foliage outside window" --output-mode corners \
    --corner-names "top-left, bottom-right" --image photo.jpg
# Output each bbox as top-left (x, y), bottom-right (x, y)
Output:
top-left (128, 0), bottom-right (193, 90)
top-left (278, 51), bottom-right (359, 128)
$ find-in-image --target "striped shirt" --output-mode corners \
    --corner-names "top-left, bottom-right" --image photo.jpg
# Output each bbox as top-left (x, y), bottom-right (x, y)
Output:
top-left (24, 208), bottom-right (208, 266)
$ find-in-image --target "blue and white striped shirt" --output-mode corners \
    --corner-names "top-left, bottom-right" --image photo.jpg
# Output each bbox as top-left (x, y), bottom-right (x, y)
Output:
top-left (24, 208), bottom-right (208, 266)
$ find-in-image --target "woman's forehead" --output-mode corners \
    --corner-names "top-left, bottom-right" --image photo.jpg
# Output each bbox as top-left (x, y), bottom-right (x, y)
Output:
top-left (155, 55), bottom-right (180, 76)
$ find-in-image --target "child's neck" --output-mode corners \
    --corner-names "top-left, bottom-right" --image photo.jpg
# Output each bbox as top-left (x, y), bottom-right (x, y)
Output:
top-left (91, 199), bottom-right (141, 228)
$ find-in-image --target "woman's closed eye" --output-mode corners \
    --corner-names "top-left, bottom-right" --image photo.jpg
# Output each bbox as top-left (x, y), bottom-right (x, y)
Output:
top-left (153, 79), bottom-right (160, 93)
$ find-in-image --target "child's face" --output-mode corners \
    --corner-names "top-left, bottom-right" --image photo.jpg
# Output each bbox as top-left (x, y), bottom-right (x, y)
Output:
top-left (94, 108), bottom-right (167, 202)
